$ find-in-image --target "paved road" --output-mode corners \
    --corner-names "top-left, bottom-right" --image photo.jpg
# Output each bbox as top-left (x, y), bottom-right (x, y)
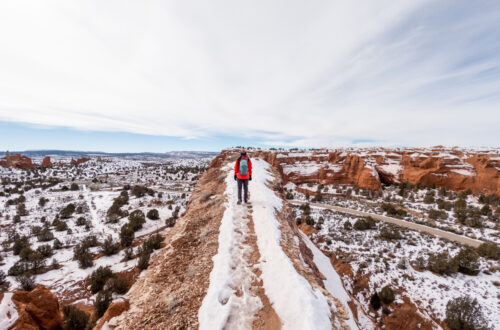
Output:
top-left (289, 200), bottom-right (483, 248)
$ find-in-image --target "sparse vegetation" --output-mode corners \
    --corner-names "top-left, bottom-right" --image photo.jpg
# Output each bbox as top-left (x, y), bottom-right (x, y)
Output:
top-left (445, 296), bottom-right (489, 330)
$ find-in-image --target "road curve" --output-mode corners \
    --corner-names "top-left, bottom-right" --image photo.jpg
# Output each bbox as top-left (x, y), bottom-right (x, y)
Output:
top-left (289, 200), bottom-right (483, 248)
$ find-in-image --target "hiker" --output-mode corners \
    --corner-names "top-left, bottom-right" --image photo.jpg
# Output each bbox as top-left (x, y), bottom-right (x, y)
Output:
top-left (234, 151), bottom-right (252, 204)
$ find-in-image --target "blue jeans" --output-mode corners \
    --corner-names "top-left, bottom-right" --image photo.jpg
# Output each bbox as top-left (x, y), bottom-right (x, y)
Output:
top-left (237, 178), bottom-right (248, 202)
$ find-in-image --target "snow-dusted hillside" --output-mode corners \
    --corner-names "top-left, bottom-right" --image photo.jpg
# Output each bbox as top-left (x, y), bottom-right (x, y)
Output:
top-left (0, 156), bottom-right (210, 307)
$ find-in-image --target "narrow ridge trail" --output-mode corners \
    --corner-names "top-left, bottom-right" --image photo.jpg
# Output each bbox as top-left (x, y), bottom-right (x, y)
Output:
top-left (198, 158), bottom-right (359, 330)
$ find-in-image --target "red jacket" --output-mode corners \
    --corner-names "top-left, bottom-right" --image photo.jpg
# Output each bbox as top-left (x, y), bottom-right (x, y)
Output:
top-left (234, 156), bottom-right (252, 179)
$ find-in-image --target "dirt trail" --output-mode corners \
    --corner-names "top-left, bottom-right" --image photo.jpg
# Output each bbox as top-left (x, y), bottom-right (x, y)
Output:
top-left (291, 200), bottom-right (482, 248)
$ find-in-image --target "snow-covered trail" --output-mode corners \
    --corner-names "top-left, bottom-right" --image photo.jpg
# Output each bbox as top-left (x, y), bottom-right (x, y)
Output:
top-left (198, 158), bottom-right (359, 330)
top-left (82, 184), bottom-right (106, 235)
top-left (198, 162), bottom-right (263, 330)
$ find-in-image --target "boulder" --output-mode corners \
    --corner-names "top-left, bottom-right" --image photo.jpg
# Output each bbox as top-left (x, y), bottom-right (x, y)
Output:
top-left (2, 286), bottom-right (63, 330)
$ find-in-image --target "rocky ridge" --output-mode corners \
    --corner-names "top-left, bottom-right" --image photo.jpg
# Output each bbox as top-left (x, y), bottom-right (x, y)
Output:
top-left (254, 147), bottom-right (500, 194)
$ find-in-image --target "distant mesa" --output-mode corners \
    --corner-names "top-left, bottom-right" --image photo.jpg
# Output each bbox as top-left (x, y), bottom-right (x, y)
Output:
top-left (0, 151), bottom-right (35, 170)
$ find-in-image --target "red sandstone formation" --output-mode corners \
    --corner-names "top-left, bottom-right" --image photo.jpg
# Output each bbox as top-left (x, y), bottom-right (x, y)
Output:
top-left (251, 147), bottom-right (500, 194)
top-left (41, 156), bottom-right (53, 168)
top-left (0, 152), bottom-right (35, 170)
top-left (1, 286), bottom-right (64, 330)
top-left (70, 157), bottom-right (91, 165)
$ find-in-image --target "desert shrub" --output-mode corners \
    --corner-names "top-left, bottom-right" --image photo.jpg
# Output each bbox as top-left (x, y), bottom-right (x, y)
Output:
top-left (165, 217), bottom-right (176, 228)
top-left (343, 221), bottom-right (352, 231)
top-left (428, 209), bottom-right (448, 220)
top-left (73, 244), bottom-right (93, 269)
top-left (82, 235), bottom-right (99, 248)
top-left (379, 285), bottom-right (395, 304)
top-left (70, 183), bottom-right (79, 191)
top-left (445, 296), bottom-right (489, 330)
top-left (53, 218), bottom-right (68, 231)
top-left (106, 191), bottom-right (129, 223)
top-left (120, 225), bottom-right (134, 247)
top-left (353, 217), bottom-right (376, 230)
top-left (476, 242), bottom-right (500, 260)
top-left (381, 203), bottom-right (407, 217)
top-left (106, 276), bottom-right (128, 294)
top-left (128, 210), bottom-right (146, 231)
top-left (147, 209), bottom-right (159, 220)
top-left (304, 216), bottom-right (314, 226)
top-left (437, 199), bottom-right (453, 211)
top-left (53, 238), bottom-right (63, 249)
top-left (76, 217), bottom-right (86, 226)
top-left (101, 237), bottom-right (120, 256)
top-left (36, 244), bottom-right (53, 258)
top-left (427, 251), bottom-right (458, 275)
top-left (37, 227), bottom-right (54, 242)
top-left (299, 203), bottom-right (311, 215)
top-left (16, 275), bottom-right (37, 291)
top-left (19, 246), bottom-right (35, 261)
top-left (479, 193), bottom-right (500, 206)
top-left (63, 305), bottom-right (90, 330)
top-left (378, 225), bottom-right (403, 240)
top-left (143, 233), bottom-right (163, 252)
top-left (13, 236), bottom-right (30, 255)
top-left (455, 248), bottom-right (480, 275)
top-left (137, 248), bottom-right (151, 270)
top-left (454, 199), bottom-right (467, 210)
top-left (8, 261), bottom-right (30, 276)
top-left (94, 290), bottom-right (112, 318)
top-left (17, 203), bottom-right (28, 216)
top-left (90, 266), bottom-right (114, 293)
top-left (370, 292), bottom-right (381, 310)
top-left (285, 191), bottom-right (294, 199)
top-left (30, 225), bottom-right (42, 236)
top-left (0, 270), bottom-right (9, 294)
top-left (131, 185), bottom-right (154, 198)
top-left (60, 203), bottom-right (76, 219)
top-left (38, 197), bottom-right (48, 207)
top-left (423, 193), bottom-right (435, 204)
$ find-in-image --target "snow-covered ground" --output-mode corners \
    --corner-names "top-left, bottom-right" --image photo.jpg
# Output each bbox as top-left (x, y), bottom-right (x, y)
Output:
top-left (302, 205), bottom-right (500, 328)
top-left (289, 183), bottom-right (500, 244)
top-left (0, 156), bottom-right (210, 305)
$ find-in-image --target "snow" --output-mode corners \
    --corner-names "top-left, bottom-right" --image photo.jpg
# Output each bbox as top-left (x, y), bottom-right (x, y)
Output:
top-left (250, 159), bottom-right (334, 329)
top-left (0, 293), bottom-right (18, 329)
top-left (377, 164), bottom-right (403, 177)
top-left (450, 169), bottom-right (475, 176)
top-left (300, 232), bottom-right (360, 329)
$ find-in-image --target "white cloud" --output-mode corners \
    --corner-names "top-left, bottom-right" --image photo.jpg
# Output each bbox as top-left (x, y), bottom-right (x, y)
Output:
top-left (0, 0), bottom-right (499, 147)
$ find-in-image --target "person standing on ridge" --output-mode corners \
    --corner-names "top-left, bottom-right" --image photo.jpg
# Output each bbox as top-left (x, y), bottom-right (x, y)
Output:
top-left (234, 151), bottom-right (252, 204)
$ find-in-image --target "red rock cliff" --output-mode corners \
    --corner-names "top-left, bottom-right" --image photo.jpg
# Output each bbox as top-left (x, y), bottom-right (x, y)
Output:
top-left (250, 147), bottom-right (500, 194)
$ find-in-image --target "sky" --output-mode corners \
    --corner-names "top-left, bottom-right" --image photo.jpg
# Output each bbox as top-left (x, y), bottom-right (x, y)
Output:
top-left (0, 0), bottom-right (499, 152)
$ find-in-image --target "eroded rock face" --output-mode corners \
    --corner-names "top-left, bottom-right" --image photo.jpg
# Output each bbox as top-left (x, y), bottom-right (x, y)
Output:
top-left (70, 157), bottom-right (91, 165)
top-left (254, 147), bottom-right (500, 194)
top-left (0, 152), bottom-right (35, 170)
top-left (5, 286), bottom-right (63, 330)
top-left (41, 156), bottom-right (53, 168)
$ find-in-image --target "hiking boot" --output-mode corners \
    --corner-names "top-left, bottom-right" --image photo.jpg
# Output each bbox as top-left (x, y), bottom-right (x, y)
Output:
top-left (237, 200), bottom-right (242, 205)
